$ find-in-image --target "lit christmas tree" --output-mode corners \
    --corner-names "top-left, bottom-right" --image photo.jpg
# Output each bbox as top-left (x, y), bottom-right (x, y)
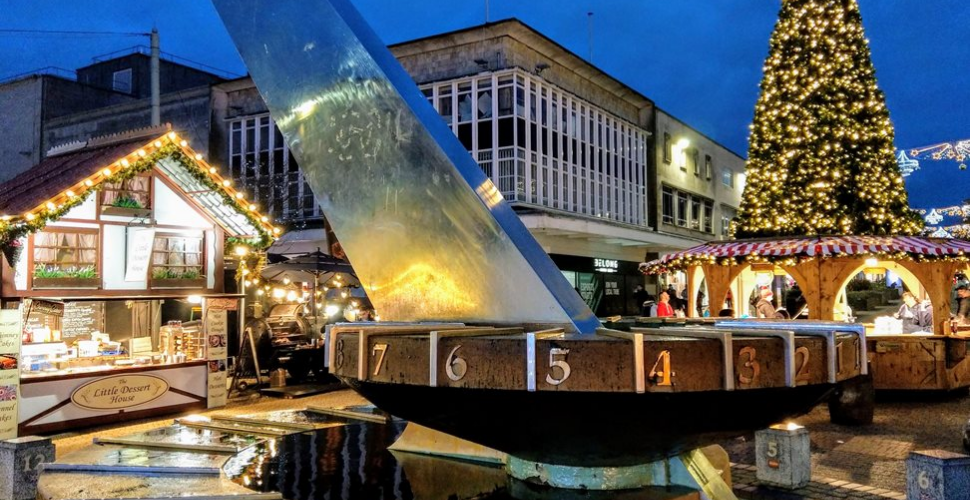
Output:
top-left (732, 0), bottom-right (923, 238)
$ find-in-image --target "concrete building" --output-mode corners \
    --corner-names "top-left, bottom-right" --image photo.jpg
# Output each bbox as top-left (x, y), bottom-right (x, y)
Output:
top-left (211, 19), bottom-right (744, 315)
top-left (0, 48), bottom-right (227, 183)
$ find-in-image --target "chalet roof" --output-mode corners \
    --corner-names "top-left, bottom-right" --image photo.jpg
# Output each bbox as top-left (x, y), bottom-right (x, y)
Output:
top-left (0, 126), bottom-right (277, 246)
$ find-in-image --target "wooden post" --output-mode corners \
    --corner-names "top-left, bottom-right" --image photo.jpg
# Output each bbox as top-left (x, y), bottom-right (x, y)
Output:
top-left (701, 264), bottom-right (744, 318)
top-left (782, 261), bottom-right (822, 320)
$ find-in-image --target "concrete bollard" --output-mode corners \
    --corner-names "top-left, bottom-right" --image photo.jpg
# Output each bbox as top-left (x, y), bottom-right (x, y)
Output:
top-left (755, 423), bottom-right (811, 489)
top-left (0, 436), bottom-right (55, 500)
top-left (906, 450), bottom-right (970, 500)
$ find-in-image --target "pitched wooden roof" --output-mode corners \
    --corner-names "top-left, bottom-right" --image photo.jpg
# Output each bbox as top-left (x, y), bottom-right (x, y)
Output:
top-left (0, 137), bottom-right (148, 215)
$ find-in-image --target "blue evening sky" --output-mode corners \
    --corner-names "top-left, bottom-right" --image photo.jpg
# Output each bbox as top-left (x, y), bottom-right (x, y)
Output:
top-left (1, 1), bottom-right (967, 211)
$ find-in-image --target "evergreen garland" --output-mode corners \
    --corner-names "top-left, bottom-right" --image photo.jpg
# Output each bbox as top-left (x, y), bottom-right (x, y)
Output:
top-left (0, 141), bottom-right (274, 255)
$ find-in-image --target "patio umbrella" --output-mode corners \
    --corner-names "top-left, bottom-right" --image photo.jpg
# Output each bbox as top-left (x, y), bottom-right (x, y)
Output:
top-left (260, 249), bottom-right (357, 327)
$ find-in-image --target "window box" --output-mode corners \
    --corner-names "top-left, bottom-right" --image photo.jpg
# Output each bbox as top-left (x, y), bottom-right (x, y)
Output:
top-left (151, 278), bottom-right (207, 289)
top-left (101, 205), bottom-right (153, 218)
top-left (32, 277), bottom-right (100, 289)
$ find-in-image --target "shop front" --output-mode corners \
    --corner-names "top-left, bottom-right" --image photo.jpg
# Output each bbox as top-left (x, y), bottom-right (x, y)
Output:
top-left (0, 127), bottom-right (278, 436)
top-left (549, 254), bottom-right (644, 317)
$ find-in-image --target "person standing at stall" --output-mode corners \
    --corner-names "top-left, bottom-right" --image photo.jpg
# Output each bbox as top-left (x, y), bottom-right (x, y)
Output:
top-left (656, 292), bottom-right (674, 318)
top-left (756, 288), bottom-right (782, 319)
top-left (895, 292), bottom-right (932, 333)
top-left (953, 285), bottom-right (970, 326)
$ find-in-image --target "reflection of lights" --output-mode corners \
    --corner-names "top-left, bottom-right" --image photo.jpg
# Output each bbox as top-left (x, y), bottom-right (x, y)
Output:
top-left (269, 438), bottom-right (278, 458)
top-left (325, 304), bottom-right (340, 317)
top-left (242, 475), bottom-right (251, 486)
top-left (475, 179), bottom-right (504, 209)
top-left (180, 414), bottom-right (209, 423)
top-left (377, 263), bottom-right (478, 316)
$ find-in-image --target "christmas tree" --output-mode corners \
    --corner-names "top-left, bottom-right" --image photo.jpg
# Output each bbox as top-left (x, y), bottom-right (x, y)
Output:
top-left (732, 0), bottom-right (923, 238)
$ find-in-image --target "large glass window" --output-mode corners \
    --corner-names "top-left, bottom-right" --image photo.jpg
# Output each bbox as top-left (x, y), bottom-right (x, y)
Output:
top-left (704, 200), bottom-right (714, 233)
top-left (151, 234), bottom-right (204, 282)
top-left (722, 168), bottom-right (734, 188)
top-left (662, 186), bottom-right (674, 225)
top-left (425, 70), bottom-right (648, 226)
top-left (721, 206), bottom-right (737, 238)
top-left (676, 192), bottom-right (688, 227)
top-left (227, 114), bottom-right (323, 222)
top-left (33, 229), bottom-right (99, 278)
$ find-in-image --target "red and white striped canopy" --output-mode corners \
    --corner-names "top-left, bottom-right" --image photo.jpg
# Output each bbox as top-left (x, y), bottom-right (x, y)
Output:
top-left (643, 235), bottom-right (970, 273)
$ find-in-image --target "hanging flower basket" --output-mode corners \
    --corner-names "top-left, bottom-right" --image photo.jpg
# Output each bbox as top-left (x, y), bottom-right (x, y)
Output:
top-left (2, 240), bottom-right (23, 268)
top-left (101, 205), bottom-right (153, 218)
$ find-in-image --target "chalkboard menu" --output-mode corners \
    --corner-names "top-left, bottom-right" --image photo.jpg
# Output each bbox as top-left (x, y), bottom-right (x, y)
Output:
top-left (63, 302), bottom-right (104, 338)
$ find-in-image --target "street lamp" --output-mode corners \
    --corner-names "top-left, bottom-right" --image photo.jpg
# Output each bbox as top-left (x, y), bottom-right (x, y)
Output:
top-left (234, 244), bottom-right (250, 364)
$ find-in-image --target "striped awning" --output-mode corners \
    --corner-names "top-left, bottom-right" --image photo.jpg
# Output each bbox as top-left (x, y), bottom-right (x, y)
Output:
top-left (641, 235), bottom-right (970, 274)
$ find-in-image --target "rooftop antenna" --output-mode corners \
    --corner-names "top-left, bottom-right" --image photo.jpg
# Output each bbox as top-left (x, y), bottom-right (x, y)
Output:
top-left (587, 11), bottom-right (594, 62)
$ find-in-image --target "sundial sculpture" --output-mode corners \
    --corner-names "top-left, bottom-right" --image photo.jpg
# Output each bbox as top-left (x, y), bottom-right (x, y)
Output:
top-left (212, 0), bottom-right (866, 490)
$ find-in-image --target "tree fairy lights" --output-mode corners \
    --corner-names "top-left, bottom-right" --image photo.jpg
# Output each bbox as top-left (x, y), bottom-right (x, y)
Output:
top-left (733, 0), bottom-right (923, 239)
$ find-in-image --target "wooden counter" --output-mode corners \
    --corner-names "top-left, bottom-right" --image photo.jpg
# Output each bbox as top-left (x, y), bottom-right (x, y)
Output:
top-left (19, 361), bottom-right (207, 434)
top-left (867, 335), bottom-right (970, 390)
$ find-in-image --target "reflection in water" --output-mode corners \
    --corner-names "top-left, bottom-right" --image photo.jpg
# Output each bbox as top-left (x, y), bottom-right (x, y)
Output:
top-left (224, 421), bottom-right (727, 500)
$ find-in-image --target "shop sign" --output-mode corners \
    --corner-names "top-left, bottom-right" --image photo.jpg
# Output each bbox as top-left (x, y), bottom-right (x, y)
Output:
top-left (71, 374), bottom-right (169, 411)
top-left (593, 258), bottom-right (619, 273)
top-left (206, 308), bottom-right (228, 408)
top-left (125, 229), bottom-right (156, 282)
top-left (0, 309), bottom-right (20, 440)
top-left (207, 298), bottom-right (238, 311)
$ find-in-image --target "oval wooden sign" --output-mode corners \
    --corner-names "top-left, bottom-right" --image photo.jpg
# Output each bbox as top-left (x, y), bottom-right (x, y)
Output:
top-left (71, 374), bottom-right (170, 411)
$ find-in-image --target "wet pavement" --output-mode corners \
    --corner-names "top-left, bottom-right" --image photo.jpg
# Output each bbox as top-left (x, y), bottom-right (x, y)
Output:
top-left (41, 385), bottom-right (970, 500)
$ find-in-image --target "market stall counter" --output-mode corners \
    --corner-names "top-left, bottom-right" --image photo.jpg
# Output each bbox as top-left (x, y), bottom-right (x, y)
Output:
top-left (15, 297), bottom-right (235, 435)
top-left (865, 333), bottom-right (970, 390)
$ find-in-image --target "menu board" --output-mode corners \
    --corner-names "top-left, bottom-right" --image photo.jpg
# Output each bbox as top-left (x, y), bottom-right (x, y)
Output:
top-left (205, 308), bottom-right (228, 408)
top-left (63, 302), bottom-right (104, 339)
top-left (0, 309), bottom-right (21, 439)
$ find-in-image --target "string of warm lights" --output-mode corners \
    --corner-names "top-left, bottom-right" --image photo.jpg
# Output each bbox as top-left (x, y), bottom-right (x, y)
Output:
top-left (641, 250), bottom-right (970, 276)
top-left (733, 0), bottom-right (923, 238)
top-left (0, 131), bottom-right (281, 252)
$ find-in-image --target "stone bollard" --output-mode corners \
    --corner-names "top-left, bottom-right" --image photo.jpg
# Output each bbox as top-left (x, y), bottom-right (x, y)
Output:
top-left (755, 423), bottom-right (811, 489)
top-left (0, 436), bottom-right (55, 500)
top-left (906, 450), bottom-right (970, 500)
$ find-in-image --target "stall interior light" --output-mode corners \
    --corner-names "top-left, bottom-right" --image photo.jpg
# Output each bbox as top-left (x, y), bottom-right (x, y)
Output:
top-left (187, 295), bottom-right (203, 304)
top-left (272, 288), bottom-right (286, 299)
top-left (256, 289), bottom-right (265, 296)
top-left (325, 304), bottom-right (340, 317)
top-left (286, 290), bottom-right (298, 302)
top-left (864, 258), bottom-right (879, 267)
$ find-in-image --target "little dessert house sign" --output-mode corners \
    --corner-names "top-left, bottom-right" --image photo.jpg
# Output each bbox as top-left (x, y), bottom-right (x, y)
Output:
top-left (71, 374), bottom-right (170, 411)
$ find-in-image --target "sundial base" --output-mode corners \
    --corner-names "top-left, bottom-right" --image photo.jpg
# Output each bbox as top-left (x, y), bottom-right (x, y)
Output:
top-left (506, 449), bottom-right (735, 497)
